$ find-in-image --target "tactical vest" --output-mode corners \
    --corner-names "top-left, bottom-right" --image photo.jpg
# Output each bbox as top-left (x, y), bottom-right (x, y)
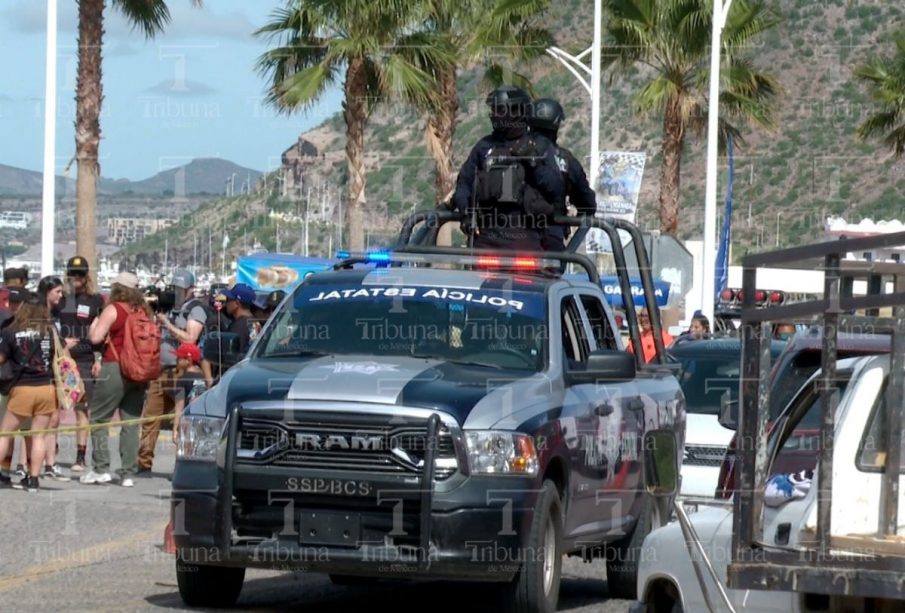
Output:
top-left (473, 135), bottom-right (555, 217)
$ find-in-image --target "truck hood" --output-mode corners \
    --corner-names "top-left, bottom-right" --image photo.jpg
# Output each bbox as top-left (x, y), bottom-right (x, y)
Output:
top-left (199, 355), bottom-right (536, 426)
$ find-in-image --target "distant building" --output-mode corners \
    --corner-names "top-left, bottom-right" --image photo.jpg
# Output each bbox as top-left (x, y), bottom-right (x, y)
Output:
top-left (107, 217), bottom-right (176, 246)
top-left (280, 136), bottom-right (319, 197)
top-left (825, 216), bottom-right (905, 263)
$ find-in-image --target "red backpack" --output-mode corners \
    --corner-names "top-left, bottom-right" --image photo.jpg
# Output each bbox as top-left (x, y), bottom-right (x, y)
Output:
top-left (111, 307), bottom-right (162, 383)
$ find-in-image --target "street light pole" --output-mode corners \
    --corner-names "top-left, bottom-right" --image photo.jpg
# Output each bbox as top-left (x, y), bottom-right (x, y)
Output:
top-left (544, 0), bottom-right (603, 186)
top-left (590, 0), bottom-right (602, 188)
top-left (700, 0), bottom-right (733, 326)
top-left (41, 0), bottom-right (58, 276)
top-left (775, 211), bottom-right (782, 247)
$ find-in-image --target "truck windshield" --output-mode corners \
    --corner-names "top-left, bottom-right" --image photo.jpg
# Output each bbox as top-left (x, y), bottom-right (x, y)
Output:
top-left (675, 354), bottom-right (742, 415)
top-left (254, 283), bottom-right (548, 371)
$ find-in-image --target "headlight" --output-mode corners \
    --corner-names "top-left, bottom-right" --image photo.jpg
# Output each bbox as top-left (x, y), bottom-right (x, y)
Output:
top-left (177, 415), bottom-right (224, 462)
top-left (464, 431), bottom-right (538, 476)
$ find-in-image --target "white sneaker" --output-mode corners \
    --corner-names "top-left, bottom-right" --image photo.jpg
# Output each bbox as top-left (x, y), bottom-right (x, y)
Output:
top-left (121, 478), bottom-right (134, 488)
top-left (79, 471), bottom-right (112, 485)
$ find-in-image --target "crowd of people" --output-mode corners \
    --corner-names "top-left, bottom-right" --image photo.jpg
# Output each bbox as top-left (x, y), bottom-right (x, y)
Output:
top-left (0, 259), bottom-right (283, 492)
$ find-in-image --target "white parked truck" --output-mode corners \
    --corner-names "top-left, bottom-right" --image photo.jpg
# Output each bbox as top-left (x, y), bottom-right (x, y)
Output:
top-left (633, 231), bottom-right (905, 612)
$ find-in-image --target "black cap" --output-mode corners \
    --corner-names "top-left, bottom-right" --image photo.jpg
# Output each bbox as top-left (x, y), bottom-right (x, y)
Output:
top-left (7, 287), bottom-right (28, 303)
top-left (66, 256), bottom-right (90, 275)
top-left (3, 267), bottom-right (27, 282)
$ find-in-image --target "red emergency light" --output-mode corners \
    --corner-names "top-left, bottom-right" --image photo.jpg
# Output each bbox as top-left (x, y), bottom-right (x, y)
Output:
top-left (719, 287), bottom-right (786, 307)
top-left (476, 256), bottom-right (540, 270)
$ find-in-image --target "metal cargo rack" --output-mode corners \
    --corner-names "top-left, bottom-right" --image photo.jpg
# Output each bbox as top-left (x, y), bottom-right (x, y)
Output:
top-left (728, 230), bottom-right (905, 600)
top-left (335, 209), bottom-right (670, 369)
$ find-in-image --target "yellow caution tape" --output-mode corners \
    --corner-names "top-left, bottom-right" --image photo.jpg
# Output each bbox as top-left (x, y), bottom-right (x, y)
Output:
top-left (0, 412), bottom-right (176, 438)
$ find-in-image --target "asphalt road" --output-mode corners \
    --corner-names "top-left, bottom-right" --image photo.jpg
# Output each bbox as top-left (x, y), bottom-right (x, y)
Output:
top-left (0, 430), bottom-right (633, 613)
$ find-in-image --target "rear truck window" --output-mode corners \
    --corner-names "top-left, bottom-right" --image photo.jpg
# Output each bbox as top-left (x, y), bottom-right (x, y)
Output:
top-left (255, 284), bottom-right (548, 371)
top-left (676, 355), bottom-right (742, 415)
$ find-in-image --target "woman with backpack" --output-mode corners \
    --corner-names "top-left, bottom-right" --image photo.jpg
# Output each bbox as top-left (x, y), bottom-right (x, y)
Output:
top-left (0, 292), bottom-right (67, 491)
top-left (80, 273), bottom-right (154, 487)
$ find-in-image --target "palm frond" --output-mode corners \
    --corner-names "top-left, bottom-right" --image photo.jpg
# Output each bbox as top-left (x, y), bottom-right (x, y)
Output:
top-left (634, 75), bottom-right (680, 114)
top-left (882, 124), bottom-right (905, 157)
top-left (269, 62), bottom-right (339, 113)
top-left (480, 64), bottom-right (536, 96)
top-left (111, 0), bottom-right (171, 38)
top-left (857, 110), bottom-right (901, 141)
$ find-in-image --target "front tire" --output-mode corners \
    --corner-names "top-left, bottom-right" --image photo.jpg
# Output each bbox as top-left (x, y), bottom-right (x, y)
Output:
top-left (499, 479), bottom-right (563, 613)
top-left (176, 556), bottom-right (245, 607)
top-left (605, 495), bottom-right (652, 599)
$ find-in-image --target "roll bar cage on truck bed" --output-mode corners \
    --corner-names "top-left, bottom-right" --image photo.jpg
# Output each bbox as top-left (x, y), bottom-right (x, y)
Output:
top-left (727, 230), bottom-right (905, 601)
top-left (373, 209), bottom-right (671, 368)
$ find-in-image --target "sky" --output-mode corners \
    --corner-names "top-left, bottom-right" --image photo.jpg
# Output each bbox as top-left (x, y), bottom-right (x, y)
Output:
top-left (0, 0), bottom-right (343, 180)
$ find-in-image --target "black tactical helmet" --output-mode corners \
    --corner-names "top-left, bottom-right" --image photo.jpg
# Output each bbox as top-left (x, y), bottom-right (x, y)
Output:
top-left (485, 85), bottom-right (531, 115)
top-left (528, 98), bottom-right (565, 132)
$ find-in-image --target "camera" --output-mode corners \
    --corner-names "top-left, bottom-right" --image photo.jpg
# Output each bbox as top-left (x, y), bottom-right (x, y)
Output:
top-left (143, 284), bottom-right (176, 314)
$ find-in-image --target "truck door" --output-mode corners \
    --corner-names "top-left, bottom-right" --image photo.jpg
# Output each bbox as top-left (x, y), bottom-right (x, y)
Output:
top-left (560, 292), bottom-right (637, 540)
top-left (578, 293), bottom-right (645, 528)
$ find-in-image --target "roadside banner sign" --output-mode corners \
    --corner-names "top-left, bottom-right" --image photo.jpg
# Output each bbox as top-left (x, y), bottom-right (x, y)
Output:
top-left (236, 253), bottom-right (336, 292)
top-left (587, 151), bottom-right (647, 253)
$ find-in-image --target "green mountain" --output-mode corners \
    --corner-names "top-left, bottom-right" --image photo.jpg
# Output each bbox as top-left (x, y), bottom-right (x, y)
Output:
top-left (127, 0), bottom-right (905, 267)
top-left (0, 158), bottom-right (260, 197)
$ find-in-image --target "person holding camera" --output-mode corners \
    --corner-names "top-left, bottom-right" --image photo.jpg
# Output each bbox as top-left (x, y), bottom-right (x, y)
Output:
top-left (450, 85), bottom-right (565, 251)
top-left (201, 283), bottom-right (259, 388)
top-left (138, 269), bottom-right (207, 474)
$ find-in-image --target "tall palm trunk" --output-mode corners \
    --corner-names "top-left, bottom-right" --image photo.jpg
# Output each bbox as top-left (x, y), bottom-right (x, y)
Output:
top-left (658, 96), bottom-right (684, 236)
top-left (75, 0), bottom-right (103, 282)
top-left (343, 58), bottom-right (367, 252)
top-left (427, 66), bottom-right (458, 246)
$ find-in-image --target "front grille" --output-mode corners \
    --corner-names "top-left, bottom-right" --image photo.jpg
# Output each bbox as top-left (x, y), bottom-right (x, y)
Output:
top-left (236, 413), bottom-right (458, 480)
top-left (684, 444), bottom-right (727, 467)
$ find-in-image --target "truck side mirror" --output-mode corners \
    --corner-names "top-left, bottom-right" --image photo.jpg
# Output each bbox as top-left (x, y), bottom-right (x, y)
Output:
top-left (718, 393), bottom-right (739, 431)
top-left (203, 331), bottom-right (242, 367)
top-left (643, 430), bottom-right (679, 497)
top-left (569, 349), bottom-right (636, 384)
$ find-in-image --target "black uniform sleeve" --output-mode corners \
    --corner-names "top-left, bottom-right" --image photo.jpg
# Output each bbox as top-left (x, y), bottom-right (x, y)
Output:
top-left (564, 150), bottom-right (598, 215)
top-left (529, 138), bottom-right (566, 204)
top-left (451, 142), bottom-right (484, 214)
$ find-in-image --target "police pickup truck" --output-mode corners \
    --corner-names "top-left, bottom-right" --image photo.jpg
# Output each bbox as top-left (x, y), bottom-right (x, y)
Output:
top-left (171, 213), bottom-right (685, 612)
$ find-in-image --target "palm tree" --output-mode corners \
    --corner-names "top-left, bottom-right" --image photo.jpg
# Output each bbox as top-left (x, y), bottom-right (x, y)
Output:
top-left (602, 0), bottom-right (780, 236)
top-left (75, 0), bottom-right (201, 281)
top-left (255, 0), bottom-right (452, 252)
top-left (855, 36), bottom-right (905, 158)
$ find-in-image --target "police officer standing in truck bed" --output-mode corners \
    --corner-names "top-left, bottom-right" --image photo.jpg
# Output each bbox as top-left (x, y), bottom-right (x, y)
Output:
top-left (451, 85), bottom-right (565, 251)
top-left (527, 98), bottom-right (598, 252)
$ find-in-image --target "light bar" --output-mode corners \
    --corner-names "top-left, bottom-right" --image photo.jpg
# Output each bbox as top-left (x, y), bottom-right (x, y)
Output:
top-left (337, 250), bottom-right (558, 271)
top-left (718, 287), bottom-right (786, 307)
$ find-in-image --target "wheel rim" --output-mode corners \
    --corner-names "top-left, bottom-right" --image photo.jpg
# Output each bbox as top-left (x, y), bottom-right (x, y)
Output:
top-left (542, 514), bottom-right (556, 595)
